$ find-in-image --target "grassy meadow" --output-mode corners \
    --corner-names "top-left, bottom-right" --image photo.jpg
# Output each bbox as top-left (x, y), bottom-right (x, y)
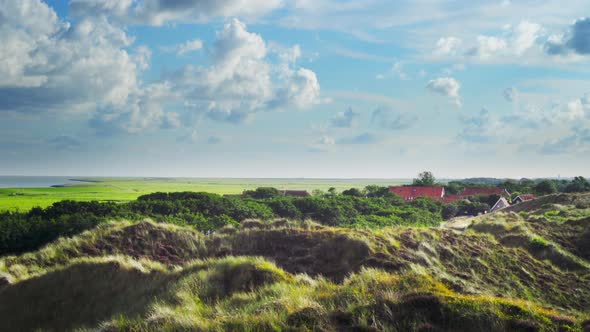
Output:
top-left (0, 177), bottom-right (410, 212)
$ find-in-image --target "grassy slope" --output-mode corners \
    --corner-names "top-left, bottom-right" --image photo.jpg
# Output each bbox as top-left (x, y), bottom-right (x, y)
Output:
top-left (0, 178), bottom-right (410, 212)
top-left (1, 194), bottom-right (590, 332)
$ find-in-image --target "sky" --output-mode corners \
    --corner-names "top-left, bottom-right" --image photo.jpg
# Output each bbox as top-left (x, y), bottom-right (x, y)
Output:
top-left (1, 0), bottom-right (590, 179)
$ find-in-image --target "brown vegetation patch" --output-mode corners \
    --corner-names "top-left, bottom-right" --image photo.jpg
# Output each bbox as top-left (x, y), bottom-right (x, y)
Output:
top-left (0, 261), bottom-right (172, 332)
top-left (80, 222), bottom-right (205, 265)
top-left (208, 229), bottom-right (383, 281)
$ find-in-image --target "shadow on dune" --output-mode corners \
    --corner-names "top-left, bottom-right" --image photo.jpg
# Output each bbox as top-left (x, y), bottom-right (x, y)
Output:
top-left (0, 261), bottom-right (173, 332)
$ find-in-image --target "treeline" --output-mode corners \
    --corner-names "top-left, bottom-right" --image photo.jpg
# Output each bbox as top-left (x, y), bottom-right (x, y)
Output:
top-left (0, 189), bottom-right (443, 255)
top-left (3, 175), bottom-right (589, 256)
top-left (446, 176), bottom-right (590, 196)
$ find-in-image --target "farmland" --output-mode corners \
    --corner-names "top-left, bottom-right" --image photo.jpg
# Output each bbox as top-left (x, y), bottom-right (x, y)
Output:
top-left (1, 192), bottom-right (589, 331)
top-left (0, 177), bottom-right (410, 212)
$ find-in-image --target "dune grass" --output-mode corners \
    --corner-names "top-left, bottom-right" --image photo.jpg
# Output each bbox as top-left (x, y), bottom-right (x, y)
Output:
top-left (1, 195), bottom-right (589, 331)
top-left (3, 254), bottom-right (582, 331)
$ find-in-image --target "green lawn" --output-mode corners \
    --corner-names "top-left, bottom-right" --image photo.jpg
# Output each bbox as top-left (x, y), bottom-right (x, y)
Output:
top-left (0, 178), bottom-right (410, 212)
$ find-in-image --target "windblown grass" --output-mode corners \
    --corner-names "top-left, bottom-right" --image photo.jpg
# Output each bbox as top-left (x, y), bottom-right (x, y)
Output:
top-left (1, 195), bottom-right (590, 331)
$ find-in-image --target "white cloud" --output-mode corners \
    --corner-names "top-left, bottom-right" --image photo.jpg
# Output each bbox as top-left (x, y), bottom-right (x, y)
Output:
top-left (563, 94), bottom-right (590, 121)
top-left (0, 1), bottom-right (143, 114)
top-left (89, 82), bottom-right (180, 134)
top-left (371, 107), bottom-right (416, 131)
top-left (392, 62), bottom-right (407, 80)
top-left (329, 107), bottom-right (359, 128)
top-left (70, 0), bottom-right (284, 25)
top-left (426, 77), bottom-right (462, 107)
top-left (468, 36), bottom-right (507, 59)
top-left (434, 37), bottom-right (462, 56)
top-left (176, 39), bottom-right (204, 55)
top-left (433, 20), bottom-right (544, 63)
top-left (316, 135), bottom-right (335, 145)
top-left (511, 21), bottom-right (543, 55)
top-left (375, 62), bottom-right (408, 80)
top-left (273, 44), bottom-right (302, 64)
top-left (171, 19), bottom-right (320, 124)
top-left (458, 108), bottom-right (502, 144)
top-left (545, 17), bottom-right (590, 56)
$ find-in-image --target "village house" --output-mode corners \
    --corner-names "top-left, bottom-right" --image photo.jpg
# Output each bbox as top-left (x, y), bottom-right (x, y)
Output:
top-left (459, 187), bottom-right (511, 197)
top-left (513, 194), bottom-right (536, 204)
top-left (490, 197), bottom-right (510, 212)
top-left (442, 194), bottom-right (463, 204)
top-left (388, 186), bottom-right (445, 201)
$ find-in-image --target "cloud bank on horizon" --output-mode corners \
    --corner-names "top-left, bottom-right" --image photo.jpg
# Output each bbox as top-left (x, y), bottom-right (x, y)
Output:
top-left (0, 0), bottom-right (589, 178)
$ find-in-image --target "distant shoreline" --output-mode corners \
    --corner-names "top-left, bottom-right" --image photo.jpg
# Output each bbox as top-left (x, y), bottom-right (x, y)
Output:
top-left (68, 178), bottom-right (103, 183)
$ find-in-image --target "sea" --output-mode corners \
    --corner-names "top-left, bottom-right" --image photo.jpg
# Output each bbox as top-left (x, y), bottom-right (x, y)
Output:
top-left (0, 176), bottom-right (77, 188)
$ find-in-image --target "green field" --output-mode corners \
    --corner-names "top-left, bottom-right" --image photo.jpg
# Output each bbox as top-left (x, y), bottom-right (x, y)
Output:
top-left (0, 177), bottom-right (410, 212)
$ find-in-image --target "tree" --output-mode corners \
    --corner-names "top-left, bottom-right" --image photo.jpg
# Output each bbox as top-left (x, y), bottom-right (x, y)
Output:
top-left (501, 179), bottom-right (519, 193)
top-left (364, 185), bottom-right (391, 198)
top-left (413, 171), bottom-right (436, 186)
top-left (342, 188), bottom-right (364, 197)
top-left (565, 176), bottom-right (590, 193)
top-left (312, 189), bottom-right (325, 197)
top-left (327, 187), bottom-right (337, 197)
top-left (535, 180), bottom-right (557, 196)
top-left (444, 181), bottom-right (464, 195)
top-left (242, 187), bottom-right (281, 199)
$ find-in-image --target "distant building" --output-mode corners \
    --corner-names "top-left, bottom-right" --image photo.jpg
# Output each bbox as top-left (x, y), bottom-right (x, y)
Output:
top-left (442, 194), bottom-right (463, 204)
top-left (513, 194), bottom-right (536, 204)
top-left (389, 186), bottom-right (445, 201)
top-left (282, 190), bottom-right (311, 197)
top-left (460, 187), bottom-right (510, 197)
top-left (490, 197), bottom-right (510, 212)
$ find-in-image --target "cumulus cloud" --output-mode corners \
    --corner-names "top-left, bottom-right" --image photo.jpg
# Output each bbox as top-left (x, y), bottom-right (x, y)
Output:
top-left (545, 17), bottom-right (590, 55)
top-left (434, 37), bottom-right (462, 56)
top-left (337, 132), bottom-right (379, 145)
top-left (511, 21), bottom-right (543, 55)
top-left (563, 94), bottom-right (590, 121)
top-left (0, 1), bottom-right (143, 113)
top-left (426, 77), bottom-right (462, 107)
top-left (457, 108), bottom-right (502, 143)
top-left (371, 107), bottom-right (416, 130)
top-left (435, 21), bottom-right (542, 61)
top-left (69, 0), bottom-right (283, 25)
top-left (89, 82), bottom-right (180, 135)
top-left (329, 107), bottom-right (359, 128)
top-left (172, 19), bottom-right (320, 124)
top-left (176, 39), bottom-right (204, 55)
top-left (466, 36), bottom-right (507, 59)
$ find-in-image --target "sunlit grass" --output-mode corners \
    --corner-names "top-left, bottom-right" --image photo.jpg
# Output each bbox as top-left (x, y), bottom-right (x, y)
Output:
top-left (0, 177), bottom-right (411, 211)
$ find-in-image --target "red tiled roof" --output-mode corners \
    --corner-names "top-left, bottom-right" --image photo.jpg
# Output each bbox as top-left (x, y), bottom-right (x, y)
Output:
top-left (460, 187), bottom-right (508, 196)
top-left (443, 195), bottom-right (464, 204)
top-left (389, 186), bottom-right (445, 201)
top-left (516, 194), bottom-right (536, 201)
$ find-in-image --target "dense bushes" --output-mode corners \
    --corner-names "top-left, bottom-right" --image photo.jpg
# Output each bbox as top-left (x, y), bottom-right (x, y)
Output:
top-left (0, 190), bottom-right (446, 256)
top-left (0, 211), bottom-right (104, 254)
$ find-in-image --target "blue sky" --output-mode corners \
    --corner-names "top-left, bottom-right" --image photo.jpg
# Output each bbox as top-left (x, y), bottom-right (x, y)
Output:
top-left (1, 0), bottom-right (590, 178)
